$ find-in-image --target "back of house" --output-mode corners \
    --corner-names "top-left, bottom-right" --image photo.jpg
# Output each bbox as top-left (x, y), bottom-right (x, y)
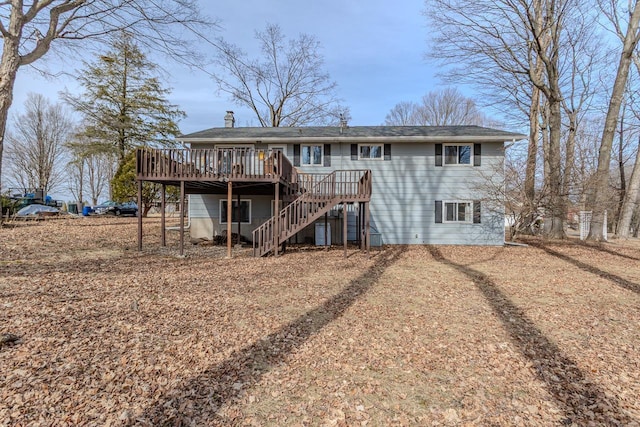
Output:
top-left (177, 115), bottom-right (525, 249)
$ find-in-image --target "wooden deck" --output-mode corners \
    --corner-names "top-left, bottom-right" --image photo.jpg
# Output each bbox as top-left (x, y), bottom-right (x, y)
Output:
top-left (252, 170), bottom-right (372, 256)
top-left (135, 147), bottom-right (372, 257)
top-left (136, 147), bottom-right (294, 185)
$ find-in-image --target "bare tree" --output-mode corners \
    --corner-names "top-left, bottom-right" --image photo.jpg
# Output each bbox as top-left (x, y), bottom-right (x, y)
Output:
top-left (4, 93), bottom-right (72, 195)
top-left (588, 0), bottom-right (640, 240)
top-left (67, 132), bottom-right (116, 206)
top-left (618, 138), bottom-right (640, 237)
top-left (213, 24), bottom-right (346, 127)
top-left (611, 91), bottom-right (639, 228)
top-left (616, 54), bottom-right (640, 236)
top-left (559, 8), bottom-right (600, 207)
top-left (425, 0), bottom-right (545, 226)
top-left (384, 101), bottom-right (417, 126)
top-left (85, 151), bottom-right (115, 205)
top-left (571, 116), bottom-right (603, 206)
top-left (415, 88), bottom-right (487, 125)
top-left (384, 88), bottom-right (492, 126)
top-left (67, 153), bottom-right (84, 205)
top-left (426, 0), bottom-right (601, 238)
top-left (0, 1), bottom-right (213, 195)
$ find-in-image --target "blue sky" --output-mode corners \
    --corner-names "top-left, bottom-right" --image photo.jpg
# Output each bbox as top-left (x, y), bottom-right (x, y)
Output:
top-left (12, 0), bottom-right (442, 134)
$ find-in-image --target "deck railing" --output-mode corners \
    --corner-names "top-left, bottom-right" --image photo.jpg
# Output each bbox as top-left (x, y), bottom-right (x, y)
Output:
top-left (136, 147), bottom-right (292, 181)
top-left (253, 169), bottom-right (371, 256)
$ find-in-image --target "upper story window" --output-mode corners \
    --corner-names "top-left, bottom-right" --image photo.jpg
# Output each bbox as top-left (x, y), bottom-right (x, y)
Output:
top-left (358, 144), bottom-right (383, 160)
top-left (351, 143), bottom-right (391, 161)
top-left (302, 145), bottom-right (323, 166)
top-left (444, 144), bottom-right (472, 165)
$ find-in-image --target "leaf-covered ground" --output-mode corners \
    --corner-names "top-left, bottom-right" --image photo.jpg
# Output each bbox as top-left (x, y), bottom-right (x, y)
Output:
top-left (1, 217), bottom-right (639, 426)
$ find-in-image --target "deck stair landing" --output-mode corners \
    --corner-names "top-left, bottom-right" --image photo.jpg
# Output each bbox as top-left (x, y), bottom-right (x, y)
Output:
top-left (252, 170), bottom-right (371, 257)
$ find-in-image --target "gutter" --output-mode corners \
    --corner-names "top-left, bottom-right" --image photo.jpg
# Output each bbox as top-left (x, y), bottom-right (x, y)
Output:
top-left (179, 135), bottom-right (528, 144)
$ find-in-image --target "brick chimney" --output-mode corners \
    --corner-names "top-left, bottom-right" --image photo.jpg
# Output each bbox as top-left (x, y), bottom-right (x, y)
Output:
top-left (224, 111), bottom-right (235, 128)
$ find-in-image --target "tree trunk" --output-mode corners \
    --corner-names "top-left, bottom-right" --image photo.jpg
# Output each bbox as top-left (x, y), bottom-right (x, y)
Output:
top-left (589, 1), bottom-right (640, 240)
top-left (0, 37), bottom-right (22, 197)
top-left (616, 114), bottom-right (626, 232)
top-left (562, 112), bottom-right (577, 202)
top-left (544, 97), bottom-right (565, 238)
top-left (541, 101), bottom-right (551, 187)
top-left (525, 85), bottom-right (540, 214)
top-left (617, 139), bottom-right (640, 237)
top-left (79, 160), bottom-right (84, 207)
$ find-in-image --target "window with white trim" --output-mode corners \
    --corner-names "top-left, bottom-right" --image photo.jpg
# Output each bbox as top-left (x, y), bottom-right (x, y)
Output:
top-left (444, 201), bottom-right (473, 223)
top-left (301, 145), bottom-right (323, 166)
top-left (220, 199), bottom-right (251, 223)
top-left (358, 144), bottom-right (383, 160)
top-left (444, 144), bottom-right (472, 165)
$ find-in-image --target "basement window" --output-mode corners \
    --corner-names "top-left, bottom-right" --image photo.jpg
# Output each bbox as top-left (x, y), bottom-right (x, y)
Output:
top-left (220, 199), bottom-right (251, 224)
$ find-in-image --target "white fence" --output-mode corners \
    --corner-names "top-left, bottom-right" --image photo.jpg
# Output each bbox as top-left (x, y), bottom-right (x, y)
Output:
top-left (579, 210), bottom-right (607, 241)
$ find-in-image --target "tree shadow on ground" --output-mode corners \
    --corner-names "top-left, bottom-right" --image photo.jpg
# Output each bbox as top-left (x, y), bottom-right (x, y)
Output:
top-left (530, 237), bottom-right (640, 262)
top-left (427, 246), bottom-right (635, 426)
top-left (577, 242), bottom-right (640, 261)
top-left (528, 240), bottom-right (640, 295)
top-left (134, 245), bottom-right (406, 425)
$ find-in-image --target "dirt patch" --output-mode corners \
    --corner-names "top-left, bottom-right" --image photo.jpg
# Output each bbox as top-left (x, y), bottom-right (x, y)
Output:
top-left (1, 218), bottom-right (639, 425)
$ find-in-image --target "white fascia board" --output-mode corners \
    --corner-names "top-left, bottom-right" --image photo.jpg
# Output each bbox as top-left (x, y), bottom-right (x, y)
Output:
top-left (180, 135), bottom-right (527, 144)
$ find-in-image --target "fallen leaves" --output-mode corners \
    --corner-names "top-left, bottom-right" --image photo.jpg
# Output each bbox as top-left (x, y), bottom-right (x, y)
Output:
top-left (0, 333), bottom-right (19, 348)
top-left (1, 218), bottom-right (640, 425)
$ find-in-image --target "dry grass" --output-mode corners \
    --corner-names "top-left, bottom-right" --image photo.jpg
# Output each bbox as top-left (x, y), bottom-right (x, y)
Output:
top-left (1, 217), bottom-right (639, 426)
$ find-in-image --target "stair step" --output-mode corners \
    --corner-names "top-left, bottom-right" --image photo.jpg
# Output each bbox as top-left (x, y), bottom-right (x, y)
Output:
top-left (253, 170), bottom-right (371, 256)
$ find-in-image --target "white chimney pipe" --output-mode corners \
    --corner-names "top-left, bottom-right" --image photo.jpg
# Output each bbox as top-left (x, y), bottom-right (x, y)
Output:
top-left (224, 111), bottom-right (235, 128)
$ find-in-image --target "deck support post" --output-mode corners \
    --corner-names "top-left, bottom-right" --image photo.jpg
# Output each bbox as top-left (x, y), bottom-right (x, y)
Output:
top-left (359, 202), bottom-right (364, 251)
top-left (137, 179), bottom-right (142, 251)
top-left (324, 212), bottom-right (329, 250)
top-left (343, 203), bottom-right (348, 258)
top-left (179, 180), bottom-right (185, 257)
top-left (274, 181), bottom-right (280, 257)
top-left (237, 192), bottom-right (241, 245)
top-left (227, 180), bottom-right (232, 258)
top-left (365, 202), bottom-right (370, 256)
top-left (161, 184), bottom-right (166, 247)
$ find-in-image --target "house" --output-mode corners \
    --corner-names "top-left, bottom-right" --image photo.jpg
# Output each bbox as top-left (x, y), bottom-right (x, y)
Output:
top-left (135, 112), bottom-right (525, 256)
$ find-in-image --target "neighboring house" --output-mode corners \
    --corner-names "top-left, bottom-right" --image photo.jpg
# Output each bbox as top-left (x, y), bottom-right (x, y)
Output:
top-left (135, 112), bottom-right (525, 256)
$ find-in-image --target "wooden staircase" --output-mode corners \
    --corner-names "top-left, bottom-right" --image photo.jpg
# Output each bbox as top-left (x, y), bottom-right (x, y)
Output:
top-left (252, 170), bottom-right (371, 257)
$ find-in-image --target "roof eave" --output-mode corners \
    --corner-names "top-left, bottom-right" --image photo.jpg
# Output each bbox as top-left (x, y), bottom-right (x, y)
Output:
top-left (180, 134), bottom-right (527, 144)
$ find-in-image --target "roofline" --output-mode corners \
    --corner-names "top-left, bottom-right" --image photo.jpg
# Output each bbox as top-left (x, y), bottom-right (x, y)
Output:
top-left (180, 135), bottom-right (527, 144)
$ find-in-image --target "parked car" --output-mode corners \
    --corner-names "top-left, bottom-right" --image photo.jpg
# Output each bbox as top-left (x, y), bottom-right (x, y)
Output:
top-left (93, 201), bottom-right (138, 216)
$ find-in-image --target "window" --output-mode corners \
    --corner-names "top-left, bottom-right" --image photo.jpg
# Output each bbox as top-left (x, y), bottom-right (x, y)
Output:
top-left (358, 144), bottom-right (383, 160)
top-left (220, 200), bottom-right (251, 223)
top-left (435, 200), bottom-right (481, 223)
top-left (301, 145), bottom-right (323, 166)
top-left (444, 144), bottom-right (472, 165)
top-left (444, 201), bottom-right (472, 223)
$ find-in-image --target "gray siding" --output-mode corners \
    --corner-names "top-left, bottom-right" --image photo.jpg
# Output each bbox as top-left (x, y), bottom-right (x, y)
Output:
top-left (187, 140), bottom-right (505, 245)
top-left (189, 194), bottom-right (273, 241)
top-left (294, 141), bottom-right (504, 245)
